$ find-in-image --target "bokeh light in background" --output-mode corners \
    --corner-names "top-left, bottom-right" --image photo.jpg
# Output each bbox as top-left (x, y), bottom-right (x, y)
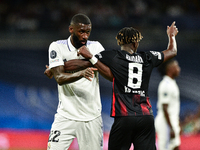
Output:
top-left (0, 0), bottom-right (200, 149)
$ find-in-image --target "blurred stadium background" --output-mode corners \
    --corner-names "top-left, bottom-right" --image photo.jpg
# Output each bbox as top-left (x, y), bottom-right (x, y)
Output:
top-left (0, 0), bottom-right (200, 149)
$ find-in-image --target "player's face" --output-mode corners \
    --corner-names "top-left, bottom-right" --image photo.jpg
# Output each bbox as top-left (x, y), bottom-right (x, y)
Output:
top-left (70, 23), bottom-right (91, 49)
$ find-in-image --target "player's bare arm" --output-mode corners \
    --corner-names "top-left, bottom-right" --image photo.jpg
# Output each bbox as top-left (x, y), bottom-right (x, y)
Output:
top-left (64, 59), bottom-right (93, 71)
top-left (162, 21), bottom-right (179, 62)
top-left (94, 60), bottom-right (113, 82)
top-left (51, 65), bottom-right (96, 85)
top-left (78, 46), bottom-right (114, 82)
top-left (163, 104), bottom-right (175, 139)
top-left (44, 59), bottom-right (93, 79)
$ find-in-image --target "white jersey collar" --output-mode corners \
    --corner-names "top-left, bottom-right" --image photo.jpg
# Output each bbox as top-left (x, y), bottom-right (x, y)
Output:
top-left (164, 75), bottom-right (175, 82)
top-left (67, 36), bottom-right (77, 52)
top-left (67, 36), bottom-right (89, 52)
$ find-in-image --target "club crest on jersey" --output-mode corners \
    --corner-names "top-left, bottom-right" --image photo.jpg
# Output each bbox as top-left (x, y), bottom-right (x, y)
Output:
top-left (50, 50), bottom-right (57, 59)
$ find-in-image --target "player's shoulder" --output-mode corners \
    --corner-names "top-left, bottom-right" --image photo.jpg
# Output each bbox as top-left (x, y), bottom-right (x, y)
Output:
top-left (87, 40), bottom-right (103, 47)
top-left (138, 50), bottom-right (160, 55)
top-left (160, 76), bottom-right (172, 86)
top-left (49, 40), bottom-right (68, 53)
top-left (100, 49), bottom-right (118, 58)
top-left (102, 49), bottom-right (118, 54)
top-left (87, 40), bottom-right (101, 44)
top-left (87, 40), bottom-right (105, 53)
top-left (139, 51), bottom-right (163, 60)
top-left (50, 39), bottom-right (68, 46)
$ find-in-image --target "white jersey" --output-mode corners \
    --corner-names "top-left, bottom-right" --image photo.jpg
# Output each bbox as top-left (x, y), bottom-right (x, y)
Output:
top-left (155, 75), bottom-right (181, 149)
top-left (156, 75), bottom-right (180, 121)
top-left (48, 36), bottom-right (104, 121)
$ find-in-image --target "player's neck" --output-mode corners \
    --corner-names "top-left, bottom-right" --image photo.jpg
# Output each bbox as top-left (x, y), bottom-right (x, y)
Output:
top-left (166, 73), bottom-right (175, 79)
top-left (121, 45), bottom-right (136, 54)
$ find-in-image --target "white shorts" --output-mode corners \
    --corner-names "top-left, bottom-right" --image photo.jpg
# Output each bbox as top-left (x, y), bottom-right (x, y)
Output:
top-left (47, 113), bottom-right (103, 150)
top-left (155, 115), bottom-right (181, 150)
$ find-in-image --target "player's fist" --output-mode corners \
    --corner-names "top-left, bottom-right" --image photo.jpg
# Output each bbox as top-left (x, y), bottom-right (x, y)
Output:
top-left (44, 65), bottom-right (53, 79)
top-left (167, 21), bottom-right (178, 36)
top-left (77, 45), bottom-right (93, 59)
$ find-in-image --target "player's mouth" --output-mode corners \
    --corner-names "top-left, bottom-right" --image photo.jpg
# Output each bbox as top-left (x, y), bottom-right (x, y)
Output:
top-left (81, 40), bottom-right (87, 45)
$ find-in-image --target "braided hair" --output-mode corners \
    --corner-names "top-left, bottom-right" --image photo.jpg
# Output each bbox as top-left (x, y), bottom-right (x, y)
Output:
top-left (116, 27), bottom-right (143, 46)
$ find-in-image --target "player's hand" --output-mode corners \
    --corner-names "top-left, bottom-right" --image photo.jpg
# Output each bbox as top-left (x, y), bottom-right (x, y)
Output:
top-left (167, 21), bottom-right (178, 36)
top-left (77, 45), bottom-right (93, 59)
top-left (81, 67), bottom-right (98, 81)
top-left (44, 65), bottom-right (53, 79)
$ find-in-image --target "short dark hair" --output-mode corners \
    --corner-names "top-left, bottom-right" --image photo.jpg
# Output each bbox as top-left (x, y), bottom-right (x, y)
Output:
top-left (158, 58), bottom-right (176, 76)
top-left (116, 27), bottom-right (143, 46)
top-left (70, 13), bottom-right (91, 25)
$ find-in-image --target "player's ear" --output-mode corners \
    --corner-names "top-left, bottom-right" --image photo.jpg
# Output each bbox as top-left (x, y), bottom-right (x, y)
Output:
top-left (69, 25), bottom-right (73, 34)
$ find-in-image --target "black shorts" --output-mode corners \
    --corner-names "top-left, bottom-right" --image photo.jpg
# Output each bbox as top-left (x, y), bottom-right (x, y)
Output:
top-left (108, 115), bottom-right (156, 150)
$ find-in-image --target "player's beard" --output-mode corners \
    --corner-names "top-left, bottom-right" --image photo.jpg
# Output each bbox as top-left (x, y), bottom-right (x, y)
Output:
top-left (72, 33), bottom-right (87, 49)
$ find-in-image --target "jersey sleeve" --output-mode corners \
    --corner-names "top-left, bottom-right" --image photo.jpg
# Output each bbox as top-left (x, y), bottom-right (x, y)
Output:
top-left (148, 51), bottom-right (164, 67)
top-left (95, 50), bottom-right (116, 66)
top-left (48, 42), bottom-right (64, 69)
top-left (158, 81), bottom-right (171, 104)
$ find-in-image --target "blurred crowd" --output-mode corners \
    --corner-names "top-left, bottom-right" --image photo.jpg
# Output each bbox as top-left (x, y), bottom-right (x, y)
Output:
top-left (0, 0), bottom-right (200, 33)
top-left (181, 105), bottom-right (200, 135)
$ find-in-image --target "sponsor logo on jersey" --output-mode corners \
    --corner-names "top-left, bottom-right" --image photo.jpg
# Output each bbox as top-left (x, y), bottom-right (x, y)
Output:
top-left (150, 51), bottom-right (161, 60)
top-left (126, 54), bottom-right (143, 63)
top-left (50, 50), bottom-right (57, 59)
top-left (50, 59), bottom-right (59, 63)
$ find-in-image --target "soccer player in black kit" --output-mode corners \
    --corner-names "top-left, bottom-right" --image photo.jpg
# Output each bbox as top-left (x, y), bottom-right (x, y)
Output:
top-left (77, 22), bottom-right (178, 150)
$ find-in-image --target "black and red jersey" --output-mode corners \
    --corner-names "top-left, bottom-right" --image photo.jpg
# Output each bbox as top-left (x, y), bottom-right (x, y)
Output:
top-left (96, 50), bottom-right (164, 117)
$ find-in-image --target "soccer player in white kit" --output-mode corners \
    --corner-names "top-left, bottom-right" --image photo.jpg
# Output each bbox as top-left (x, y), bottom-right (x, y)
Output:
top-left (155, 59), bottom-right (181, 150)
top-left (45, 14), bottom-right (104, 150)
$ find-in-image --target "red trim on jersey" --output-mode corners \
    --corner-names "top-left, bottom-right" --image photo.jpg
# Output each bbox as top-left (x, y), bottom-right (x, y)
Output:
top-left (118, 98), bottom-right (128, 116)
top-left (141, 103), bottom-right (150, 115)
top-left (141, 97), bottom-right (151, 115)
top-left (146, 97), bottom-right (152, 108)
top-left (111, 78), bottom-right (116, 116)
